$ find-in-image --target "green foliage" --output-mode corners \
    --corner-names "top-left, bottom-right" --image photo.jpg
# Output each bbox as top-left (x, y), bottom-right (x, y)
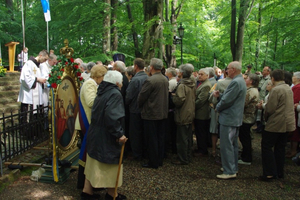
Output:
top-left (0, 65), bottom-right (7, 76)
top-left (48, 55), bottom-right (83, 88)
top-left (1, 0), bottom-right (300, 72)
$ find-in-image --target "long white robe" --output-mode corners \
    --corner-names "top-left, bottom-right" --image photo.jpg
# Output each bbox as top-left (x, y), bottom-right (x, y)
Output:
top-left (40, 61), bottom-right (52, 107)
top-left (18, 60), bottom-right (43, 110)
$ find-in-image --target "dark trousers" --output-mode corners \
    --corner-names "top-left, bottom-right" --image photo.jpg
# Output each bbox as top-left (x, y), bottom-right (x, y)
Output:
top-left (20, 103), bottom-right (43, 137)
top-left (176, 124), bottom-right (193, 164)
top-left (194, 119), bottom-right (210, 154)
top-left (77, 165), bottom-right (85, 189)
top-left (129, 113), bottom-right (146, 159)
top-left (144, 119), bottom-right (166, 168)
top-left (261, 130), bottom-right (287, 178)
top-left (165, 111), bottom-right (177, 154)
top-left (239, 123), bottom-right (254, 162)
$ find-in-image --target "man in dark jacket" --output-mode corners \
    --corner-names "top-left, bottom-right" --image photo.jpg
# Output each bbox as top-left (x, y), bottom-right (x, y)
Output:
top-left (138, 58), bottom-right (169, 169)
top-left (125, 58), bottom-right (148, 160)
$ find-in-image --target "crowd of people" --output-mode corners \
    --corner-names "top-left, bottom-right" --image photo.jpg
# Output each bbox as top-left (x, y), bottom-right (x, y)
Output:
top-left (16, 49), bottom-right (299, 200)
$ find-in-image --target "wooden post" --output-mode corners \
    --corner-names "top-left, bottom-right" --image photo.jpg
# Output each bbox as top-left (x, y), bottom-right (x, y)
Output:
top-left (5, 42), bottom-right (20, 72)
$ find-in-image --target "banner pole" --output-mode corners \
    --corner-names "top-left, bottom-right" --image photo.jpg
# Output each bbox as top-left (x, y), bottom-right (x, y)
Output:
top-left (47, 21), bottom-right (49, 52)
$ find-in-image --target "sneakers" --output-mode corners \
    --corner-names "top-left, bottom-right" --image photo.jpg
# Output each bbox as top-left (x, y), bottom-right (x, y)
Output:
top-left (216, 173), bottom-right (237, 179)
top-left (238, 159), bottom-right (251, 165)
top-left (220, 167), bottom-right (238, 174)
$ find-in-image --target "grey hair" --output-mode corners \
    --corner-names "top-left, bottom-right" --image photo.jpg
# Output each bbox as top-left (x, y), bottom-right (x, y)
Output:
top-left (150, 58), bottom-right (163, 70)
top-left (126, 66), bottom-right (135, 77)
top-left (49, 54), bottom-right (57, 60)
top-left (199, 68), bottom-right (209, 76)
top-left (114, 61), bottom-right (126, 73)
top-left (166, 67), bottom-right (177, 77)
top-left (207, 67), bottom-right (215, 77)
top-left (294, 72), bottom-right (300, 80)
top-left (87, 62), bottom-right (96, 71)
top-left (81, 63), bottom-right (87, 70)
top-left (229, 61), bottom-right (242, 71)
top-left (74, 58), bottom-right (83, 65)
top-left (179, 64), bottom-right (194, 78)
top-left (104, 70), bottom-right (123, 85)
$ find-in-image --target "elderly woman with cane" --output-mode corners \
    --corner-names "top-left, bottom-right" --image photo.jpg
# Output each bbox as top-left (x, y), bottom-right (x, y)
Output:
top-left (82, 70), bottom-right (128, 200)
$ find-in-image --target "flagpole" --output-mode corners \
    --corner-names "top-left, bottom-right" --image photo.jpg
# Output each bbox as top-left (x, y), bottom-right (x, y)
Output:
top-left (21, 0), bottom-right (25, 49)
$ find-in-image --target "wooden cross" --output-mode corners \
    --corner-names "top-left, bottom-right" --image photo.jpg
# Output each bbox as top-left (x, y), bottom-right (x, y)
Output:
top-left (33, 67), bottom-right (37, 75)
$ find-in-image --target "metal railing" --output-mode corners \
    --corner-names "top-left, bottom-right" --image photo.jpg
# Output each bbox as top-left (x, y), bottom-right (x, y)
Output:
top-left (0, 106), bottom-right (50, 163)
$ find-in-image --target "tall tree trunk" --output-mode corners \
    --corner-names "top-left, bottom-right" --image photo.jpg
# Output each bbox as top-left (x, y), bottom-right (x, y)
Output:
top-left (163, 0), bottom-right (182, 68)
top-left (6, 0), bottom-right (13, 12)
top-left (264, 16), bottom-right (273, 66)
top-left (235, 0), bottom-right (251, 63)
top-left (254, 3), bottom-right (261, 71)
top-left (111, 0), bottom-right (118, 51)
top-left (126, 0), bottom-right (142, 58)
top-left (142, 0), bottom-right (163, 63)
top-left (103, 0), bottom-right (111, 54)
top-left (230, 0), bottom-right (237, 61)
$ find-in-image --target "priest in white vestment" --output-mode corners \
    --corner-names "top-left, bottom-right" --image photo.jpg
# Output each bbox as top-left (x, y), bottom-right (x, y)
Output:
top-left (18, 50), bottom-right (49, 124)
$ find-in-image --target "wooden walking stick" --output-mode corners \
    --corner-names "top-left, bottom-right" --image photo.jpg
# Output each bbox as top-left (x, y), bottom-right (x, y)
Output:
top-left (114, 142), bottom-right (125, 200)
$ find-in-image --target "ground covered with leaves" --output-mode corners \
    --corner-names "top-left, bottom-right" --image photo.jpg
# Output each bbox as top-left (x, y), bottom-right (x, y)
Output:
top-left (1, 132), bottom-right (300, 200)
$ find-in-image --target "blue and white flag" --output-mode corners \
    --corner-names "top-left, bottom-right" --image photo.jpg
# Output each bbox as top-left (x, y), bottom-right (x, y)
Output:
top-left (41, 0), bottom-right (51, 22)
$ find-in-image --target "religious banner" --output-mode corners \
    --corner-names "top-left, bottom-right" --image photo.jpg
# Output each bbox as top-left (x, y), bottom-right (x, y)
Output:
top-left (48, 40), bottom-right (83, 160)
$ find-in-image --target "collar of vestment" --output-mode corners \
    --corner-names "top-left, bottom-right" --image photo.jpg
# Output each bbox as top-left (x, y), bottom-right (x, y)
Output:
top-left (29, 56), bottom-right (40, 67)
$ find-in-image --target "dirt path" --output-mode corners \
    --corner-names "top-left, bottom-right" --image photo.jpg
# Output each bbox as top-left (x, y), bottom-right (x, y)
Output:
top-left (1, 132), bottom-right (300, 200)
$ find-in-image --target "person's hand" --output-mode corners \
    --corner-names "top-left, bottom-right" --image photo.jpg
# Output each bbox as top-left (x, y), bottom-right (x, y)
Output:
top-left (256, 102), bottom-right (262, 109)
top-left (213, 90), bottom-right (220, 98)
top-left (118, 135), bottom-right (128, 144)
top-left (294, 103), bottom-right (299, 110)
top-left (37, 77), bottom-right (47, 84)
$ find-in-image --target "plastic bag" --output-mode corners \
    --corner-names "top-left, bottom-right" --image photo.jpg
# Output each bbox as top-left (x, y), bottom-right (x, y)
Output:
top-left (30, 167), bottom-right (45, 182)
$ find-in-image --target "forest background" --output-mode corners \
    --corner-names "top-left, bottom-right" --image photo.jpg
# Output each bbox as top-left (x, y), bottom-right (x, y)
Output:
top-left (0, 0), bottom-right (299, 72)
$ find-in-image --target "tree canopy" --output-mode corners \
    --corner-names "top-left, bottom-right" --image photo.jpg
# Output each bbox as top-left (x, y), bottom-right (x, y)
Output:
top-left (1, 0), bottom-right (299, 72)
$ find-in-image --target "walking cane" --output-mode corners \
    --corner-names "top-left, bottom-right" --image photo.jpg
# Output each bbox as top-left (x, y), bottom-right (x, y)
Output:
top-left (114, 142), bottom-right (125, 200)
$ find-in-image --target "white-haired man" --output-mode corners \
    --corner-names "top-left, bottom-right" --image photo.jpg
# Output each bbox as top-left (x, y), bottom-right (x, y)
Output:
top-left (40, 53), bottom-right (58, 108)
top-left (194, 68), bottom-right (212, 157)
top-left (40, 53), bottom-right (58, 130)
top-left (213, 61), bottom-right (247, 180)
top-left (166, 67), bottom-right (178, 92)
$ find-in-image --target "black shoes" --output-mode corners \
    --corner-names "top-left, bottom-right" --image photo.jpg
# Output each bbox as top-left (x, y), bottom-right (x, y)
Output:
top-left (81, 192), bottom-right (100, 200)
top-left (171, 160), bottom-right (188, 165)
top-left (142, 163), bottom-right (158, 169)
top-left (258, 175), bottom-right (277, 182)
top-left (105, 193), bottom-right (127, 200)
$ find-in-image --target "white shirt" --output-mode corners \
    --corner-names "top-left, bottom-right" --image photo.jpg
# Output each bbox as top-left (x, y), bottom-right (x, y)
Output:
top-left (40, 61), bottom-right (52, 107)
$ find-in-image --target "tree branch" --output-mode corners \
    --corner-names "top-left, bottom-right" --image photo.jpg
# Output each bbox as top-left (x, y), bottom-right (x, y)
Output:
top-left (246, 0), bottom-right (255, 20)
